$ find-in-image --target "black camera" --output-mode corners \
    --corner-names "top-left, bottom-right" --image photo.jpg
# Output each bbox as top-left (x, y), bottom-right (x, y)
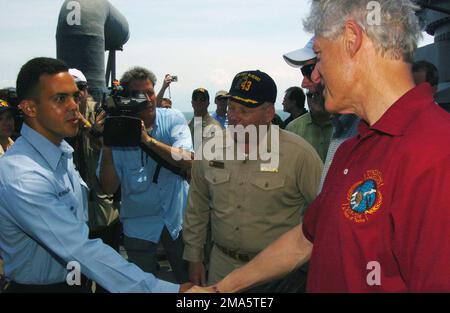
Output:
top-left (100, 85), bottom-right (148, 147)
top-left (101, 85), bottom-right (149, 116)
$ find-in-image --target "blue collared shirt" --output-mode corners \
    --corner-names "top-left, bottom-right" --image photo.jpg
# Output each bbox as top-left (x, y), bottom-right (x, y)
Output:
top-left (103, 108), bottom-right (192, 243)
top-left (211, 111), bottom-right (228, 129)
top-left (0, 124), bottom-right (178, 292)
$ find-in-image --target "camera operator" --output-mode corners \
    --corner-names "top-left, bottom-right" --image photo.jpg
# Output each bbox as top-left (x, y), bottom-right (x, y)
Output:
top-left (98, 66), bottom-right (192, 283)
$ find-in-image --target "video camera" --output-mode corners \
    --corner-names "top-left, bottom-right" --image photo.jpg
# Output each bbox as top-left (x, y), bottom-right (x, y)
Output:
top-left (100, 84), bottom-right (148, 147)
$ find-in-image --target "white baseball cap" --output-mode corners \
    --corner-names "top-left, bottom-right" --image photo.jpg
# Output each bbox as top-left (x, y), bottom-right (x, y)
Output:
top-left (69, 68), bottom-right (87, 84)
top-left (283, 37), bottom-right (316, 68)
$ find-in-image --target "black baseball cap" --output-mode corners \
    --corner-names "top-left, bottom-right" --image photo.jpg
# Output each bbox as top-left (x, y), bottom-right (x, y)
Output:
top-left (192, 88), bottom-right (209, 100)
top-left (227, 70), bottom-right (277, 108)
top-left (0, 99), bottom-right (16, 114)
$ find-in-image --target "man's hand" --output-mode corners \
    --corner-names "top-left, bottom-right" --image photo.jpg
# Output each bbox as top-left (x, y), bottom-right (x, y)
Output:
top-left (140, 120), bottom-right (154, 146)
top-left (163, 74), bottom-right (173, 89)
top-left (179, 282), bottom-right (194, 293)
top-left (93, 110), bottom-right (107, 134)
top-left (188, 261), bottom-right (206, 286)
top-left (184, 285), bottom-right (217, 293)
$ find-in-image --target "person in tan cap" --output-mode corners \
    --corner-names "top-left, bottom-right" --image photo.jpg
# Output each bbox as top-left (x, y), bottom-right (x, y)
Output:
top-left (183, 70), bottom-right (323, 292)
top-left (211, 90), bottom-right (229, 128)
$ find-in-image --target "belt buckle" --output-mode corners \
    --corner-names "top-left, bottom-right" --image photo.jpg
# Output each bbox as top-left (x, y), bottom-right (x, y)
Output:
top-left (217, 244), bottom-right (251, 262)
top-left (237, 253), bottom-right (250, 262)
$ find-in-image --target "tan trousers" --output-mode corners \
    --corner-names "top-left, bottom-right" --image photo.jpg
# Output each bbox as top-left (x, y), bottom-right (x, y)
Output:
top-left (207, 245), bottom-right (247, 285)
top-left (207, 244), bottom-right (308, 293)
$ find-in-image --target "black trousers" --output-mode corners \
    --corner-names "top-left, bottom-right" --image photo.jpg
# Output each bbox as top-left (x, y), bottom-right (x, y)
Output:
top-left (88, 220), bottom-right (122, 293)
top-left (244, 266), bottom-right (308, 293)
top-left (4, 277), bottom-right (90, 293)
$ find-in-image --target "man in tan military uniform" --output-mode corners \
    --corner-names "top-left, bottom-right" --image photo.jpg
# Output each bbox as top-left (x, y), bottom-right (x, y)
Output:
top-left (183, 70), bottom-right (323, 292)
top-left (188, 88), bottom-right (222, 150)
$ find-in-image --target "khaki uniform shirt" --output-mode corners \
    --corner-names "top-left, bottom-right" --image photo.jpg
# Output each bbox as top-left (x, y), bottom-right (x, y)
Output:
top-left (286, 113), bottom-right (333, 162)
top-left (82, 98), bottom-right (119, 229)
top-left (183, 127), bottom-right (323, 262)
top-left (188, 113), bottom-right (222, 147)
top-left (0, 138), bottom-right (14, 157)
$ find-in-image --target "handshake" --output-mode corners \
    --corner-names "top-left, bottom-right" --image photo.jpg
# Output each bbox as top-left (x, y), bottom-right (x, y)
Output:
top-left (180, 283), bottom-right (221, 293)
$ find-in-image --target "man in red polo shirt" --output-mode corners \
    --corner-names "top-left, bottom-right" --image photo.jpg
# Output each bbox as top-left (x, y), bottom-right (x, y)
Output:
top-left (187, 0), bottom-right (450, 293)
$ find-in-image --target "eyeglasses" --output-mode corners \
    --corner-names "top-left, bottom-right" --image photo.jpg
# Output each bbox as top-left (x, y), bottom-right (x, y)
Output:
top-left (300, 63), bottom-right (316, 80)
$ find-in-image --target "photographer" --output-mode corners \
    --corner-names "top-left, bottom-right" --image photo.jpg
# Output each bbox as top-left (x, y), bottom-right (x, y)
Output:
top-left (98, 66), bottom-right (192, 283)
top-left (160, 98), bottom-right (172, 109)
top-left (156, 74), bottom-right (176, 108)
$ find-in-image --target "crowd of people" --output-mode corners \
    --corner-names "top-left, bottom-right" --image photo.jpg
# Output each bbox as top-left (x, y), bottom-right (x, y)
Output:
top-left (0, 0), bottom-right (449, 293)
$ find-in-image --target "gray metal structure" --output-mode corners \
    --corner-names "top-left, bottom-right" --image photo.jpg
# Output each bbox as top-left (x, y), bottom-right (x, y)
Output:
top-left (415, 0), bottom-right (450, 111)
top-left (56, 0), bottom-right (129, 102)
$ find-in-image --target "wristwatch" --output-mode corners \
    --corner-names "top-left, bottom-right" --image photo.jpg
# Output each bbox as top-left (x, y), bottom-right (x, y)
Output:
top-left (147, 136), bottom-right (157, 147)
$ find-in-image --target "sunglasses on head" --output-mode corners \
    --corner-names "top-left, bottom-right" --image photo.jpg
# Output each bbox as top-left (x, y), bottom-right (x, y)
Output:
top-left (77, 83), bottom-right (88, 91)
top-left (300, 63), bottom-right (316, 79)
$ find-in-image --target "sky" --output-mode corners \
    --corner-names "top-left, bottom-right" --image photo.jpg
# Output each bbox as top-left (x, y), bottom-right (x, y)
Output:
top-left (1, 0), bottom-right (434, 113)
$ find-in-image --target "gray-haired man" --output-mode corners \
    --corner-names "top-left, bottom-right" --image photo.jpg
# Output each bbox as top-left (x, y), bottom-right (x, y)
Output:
top-left (188, 0), bottom-right (450, 293)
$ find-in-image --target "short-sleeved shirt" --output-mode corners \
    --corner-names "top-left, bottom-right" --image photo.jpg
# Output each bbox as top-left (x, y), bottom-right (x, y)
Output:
top-left (188, 113), bottom-right (222, 148)
top-left (103, 108), bottom-right (192, 243)
top-left (0, 124), bottom-right (177, 292)
top-left (286, 113), bottom-right (333, 162)
top-left (303, 83), bottom-right (450, 292)
top-left (211, 112), bottom-right (228, 129)
top-left (183, 127), bottom-right (323, 262)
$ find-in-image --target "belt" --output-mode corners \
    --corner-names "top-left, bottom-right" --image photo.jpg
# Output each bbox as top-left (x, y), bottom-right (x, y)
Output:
top-left (215, 244), bottom-right (256, 263)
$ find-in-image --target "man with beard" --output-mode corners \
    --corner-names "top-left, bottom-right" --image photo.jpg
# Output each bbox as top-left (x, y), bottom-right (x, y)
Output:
top-left (98, 66), bottom-right (193, 284)
top-left (284, 38), bottom-right (333, 163)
